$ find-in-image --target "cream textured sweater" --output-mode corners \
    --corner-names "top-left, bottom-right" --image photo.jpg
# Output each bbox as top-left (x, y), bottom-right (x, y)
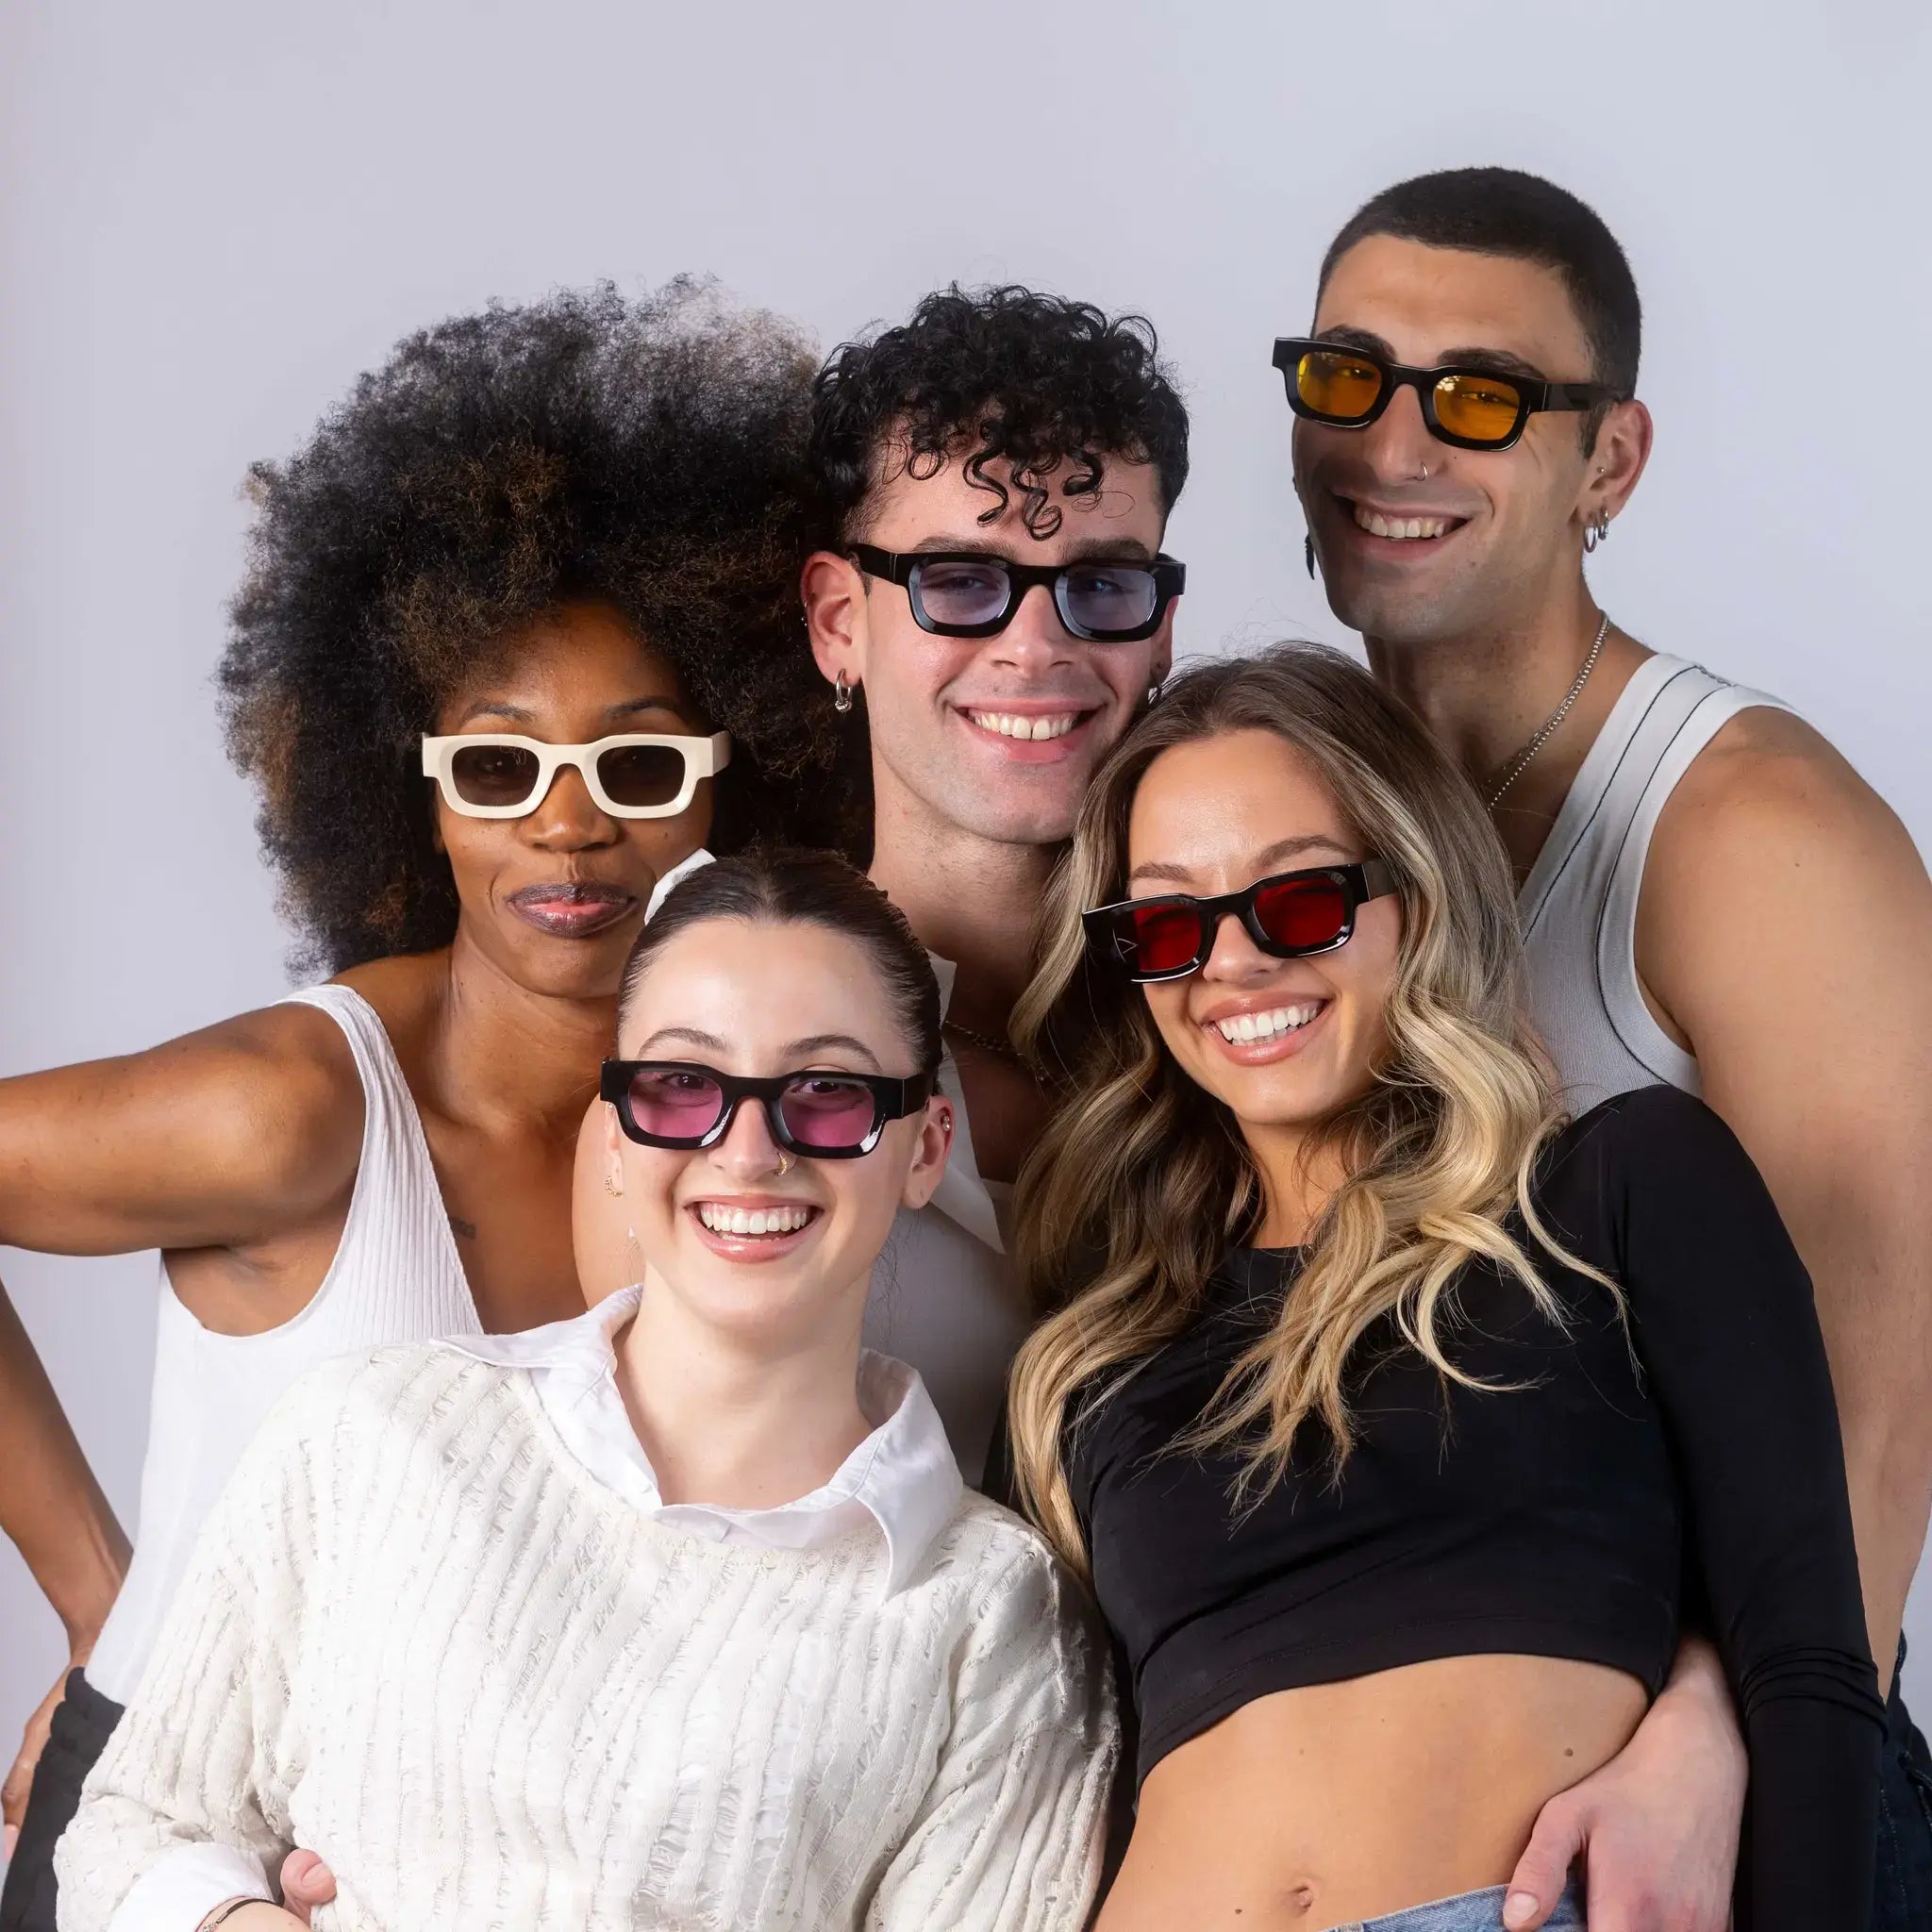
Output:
top-left (56, 1343), bottom-right (1115, 1932)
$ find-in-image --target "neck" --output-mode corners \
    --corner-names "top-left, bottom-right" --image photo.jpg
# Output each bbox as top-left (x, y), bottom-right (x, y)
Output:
top-left (615, 1279), bottom-right (870, 1510)
top-left (1361, 565), bottom-right (1644, 880)
top-left (421, 924), bottom-right (619, 1141)
top-left (1246, 1124), bottom-right (1353, 1248)
top-left (867, 770), bottom-right (1056, 1025)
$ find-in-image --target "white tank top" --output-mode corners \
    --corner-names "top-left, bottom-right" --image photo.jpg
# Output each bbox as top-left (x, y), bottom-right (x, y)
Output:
top-left (1519, 652), bottom-right (1793, 1113)
top-left (86, 985), bottom-right (479, 1701)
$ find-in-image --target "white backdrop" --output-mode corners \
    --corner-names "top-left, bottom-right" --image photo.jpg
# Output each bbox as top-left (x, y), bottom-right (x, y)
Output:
top-left (4, 0), bottom-right (1930, 1757)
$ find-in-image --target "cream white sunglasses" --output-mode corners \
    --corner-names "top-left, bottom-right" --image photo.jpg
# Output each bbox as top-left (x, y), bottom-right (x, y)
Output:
top-left (421, 731), bottom-right (731, 820)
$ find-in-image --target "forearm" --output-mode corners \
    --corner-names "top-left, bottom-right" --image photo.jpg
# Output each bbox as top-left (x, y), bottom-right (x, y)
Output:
top-left (0, 1276), bottom-right (130, 1645)
top-left (1835, 1372), bottom-right (1932, 1693)
top-left (1740, 1690), bottom-right (1882, 1931)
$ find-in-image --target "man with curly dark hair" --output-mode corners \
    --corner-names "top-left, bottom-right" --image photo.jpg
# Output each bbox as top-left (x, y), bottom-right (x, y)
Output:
top-left (785, 285), bottom-right (1191, 1484)
top-left (0, 279), bottom-right (841, 1932)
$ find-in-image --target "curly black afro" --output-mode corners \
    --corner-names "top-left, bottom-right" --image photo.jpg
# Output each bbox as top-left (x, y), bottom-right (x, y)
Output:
top-left (808, 285), bottom-right (1191, 542)
top-left (221, 278), bottom-right (845, 976)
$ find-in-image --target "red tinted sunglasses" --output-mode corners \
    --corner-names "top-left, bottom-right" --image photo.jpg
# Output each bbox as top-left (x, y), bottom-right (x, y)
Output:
top-left (600, 1060), bottom-right (933, 1159)
top-left (1083, 860), bottom-right (1398, 983)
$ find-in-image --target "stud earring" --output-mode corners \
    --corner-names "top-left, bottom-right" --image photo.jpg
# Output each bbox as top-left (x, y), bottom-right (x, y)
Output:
top-left (1305, 532), bottom-right (1317, 579)
top-left (834, 671), bottom-right (854, 714)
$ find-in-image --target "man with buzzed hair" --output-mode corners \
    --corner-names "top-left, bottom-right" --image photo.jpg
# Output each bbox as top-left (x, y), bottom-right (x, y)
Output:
top-left (1291, 165), bottom-right (1932, 1930)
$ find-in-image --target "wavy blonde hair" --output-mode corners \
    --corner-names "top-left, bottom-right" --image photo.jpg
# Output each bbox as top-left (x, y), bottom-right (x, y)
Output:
top-left (1006, 643), bottom-right (1615, 1575)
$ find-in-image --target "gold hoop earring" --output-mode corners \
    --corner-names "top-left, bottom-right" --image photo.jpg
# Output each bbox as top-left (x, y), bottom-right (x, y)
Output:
top-left (776, 1149), bottom-right (794, 1176)
top-left (604, 1169), bottom-right (621, 1197)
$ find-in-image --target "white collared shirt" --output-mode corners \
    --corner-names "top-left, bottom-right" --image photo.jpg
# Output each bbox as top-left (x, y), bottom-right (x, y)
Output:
top-left (439, 1284), bottom-right (963, 1597)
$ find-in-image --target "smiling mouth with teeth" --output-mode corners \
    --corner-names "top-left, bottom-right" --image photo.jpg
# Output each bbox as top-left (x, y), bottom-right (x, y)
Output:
top-left (964, 709), bottom-right (1083, 742)
top-left (1212, 1003), bottom-right (1323, 1044)
top-left (1351, 505), bottom-right (1458, 541)
top-left (693, 1202), bottom-right (817, 1239)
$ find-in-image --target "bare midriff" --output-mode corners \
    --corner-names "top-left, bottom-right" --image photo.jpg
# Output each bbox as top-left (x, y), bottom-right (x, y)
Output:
top-left (1095, 1654), bottom-right (1649, 1932)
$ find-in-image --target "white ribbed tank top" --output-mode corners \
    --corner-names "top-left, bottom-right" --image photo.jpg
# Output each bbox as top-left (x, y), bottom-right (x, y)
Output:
top-left (85, 984), bottom-right (479, 1702)
top-left (1519, 652), bottom-right (1793, 1114)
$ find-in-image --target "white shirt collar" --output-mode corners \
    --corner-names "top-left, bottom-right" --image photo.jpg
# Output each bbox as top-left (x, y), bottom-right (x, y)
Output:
top-left (437, 1288), bottom-right (963, 1597)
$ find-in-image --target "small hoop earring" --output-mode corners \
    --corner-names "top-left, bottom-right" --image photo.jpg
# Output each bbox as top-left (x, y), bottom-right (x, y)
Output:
top-left (776, 1149), bottom-right (794, 1176)
top-left (1584, 508), bottom-right (1611, 554)
top-left (833, 671), bottom-right (854, 715)
top-left (1146, 681), bottom-right (1163, 706)
top-left (604, 1169), bottom-right (621, 1197)
top-left (1420, 460), bottom-right (1430, 480)
top-left (1305, 532), bottom-right (1317, 580)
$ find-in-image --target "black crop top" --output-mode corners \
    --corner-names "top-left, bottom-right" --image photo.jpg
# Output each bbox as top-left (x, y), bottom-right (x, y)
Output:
top-left (1063, 1087), bottom-right (1882, 1932)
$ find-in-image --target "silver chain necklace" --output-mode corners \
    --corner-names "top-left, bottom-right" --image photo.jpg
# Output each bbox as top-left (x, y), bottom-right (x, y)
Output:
top-left (1486, 612), bottom-right (1611, 811)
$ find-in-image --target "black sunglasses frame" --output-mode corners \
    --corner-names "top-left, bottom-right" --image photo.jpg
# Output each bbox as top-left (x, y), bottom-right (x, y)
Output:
top-left (1083, 860), bottom-right (1399, 984)
top-left (1271, 338), bottom-right (1616, 453)
top-left (849, 543), bottom-right (1186, 642)
top-left (599, 1059), bottom-right (934, 1159)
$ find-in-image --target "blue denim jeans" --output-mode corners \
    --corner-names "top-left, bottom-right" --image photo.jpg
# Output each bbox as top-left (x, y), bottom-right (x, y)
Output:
top-left (1345, 1882), bottom-right (1584, 1931)
top-left (1871, 1639), bottom-right (1932, 1932)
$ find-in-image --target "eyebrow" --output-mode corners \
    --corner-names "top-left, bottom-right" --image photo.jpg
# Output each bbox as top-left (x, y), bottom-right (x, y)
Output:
top-left (903, 534), bottom-right (1158, 564)
top-left (782, 1033), bottom-right (884, 1071)
top-left (452, 694), bottom-right (691, 730)
top-left (1127, 833), bottom-right (1356, 888)
top-left (634, 1026), bottom-right (729, 1057)
top-left (626, 1027), bottom-right (885, 1073)
top-left (1311, 325), bottom-right (1552, 384)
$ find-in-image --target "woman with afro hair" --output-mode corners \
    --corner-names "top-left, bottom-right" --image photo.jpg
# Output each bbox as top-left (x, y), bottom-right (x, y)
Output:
top-left (0, 278), bottom-right (848, 1932)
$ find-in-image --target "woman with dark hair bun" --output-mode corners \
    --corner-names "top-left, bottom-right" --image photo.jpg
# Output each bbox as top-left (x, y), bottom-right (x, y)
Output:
top-left (0, 280), bottom-right (849, 1932)
top-left (58, 851), bottom-right (1114, 1932)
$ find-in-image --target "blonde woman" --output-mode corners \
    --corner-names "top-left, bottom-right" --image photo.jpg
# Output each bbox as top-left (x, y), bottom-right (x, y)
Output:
top-left (1004, 645), bottom-right (1880, 1932)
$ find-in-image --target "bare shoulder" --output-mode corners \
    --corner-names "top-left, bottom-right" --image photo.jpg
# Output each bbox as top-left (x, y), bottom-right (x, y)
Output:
top-left (1650, 702), bottom-right (1924, 906)
top-left (1640, 700), bottom-right (1932, 1037)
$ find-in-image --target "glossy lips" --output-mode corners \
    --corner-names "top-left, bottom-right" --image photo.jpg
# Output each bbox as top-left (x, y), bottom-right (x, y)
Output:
top-left (505, 881), bottom-right (639, 938)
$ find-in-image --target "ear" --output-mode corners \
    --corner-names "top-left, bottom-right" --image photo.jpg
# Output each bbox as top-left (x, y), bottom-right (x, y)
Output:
top-left (1148, 630), bottom-right (1174, 691)
top-left (1579, 397), bottom-right (1653, 530)
top-left (802, 549), bottom-right (869, 693)
top-left (898, 1096), bottom-right (955, 1212)
top-left (572, 1098), bottom-right (630, 1306)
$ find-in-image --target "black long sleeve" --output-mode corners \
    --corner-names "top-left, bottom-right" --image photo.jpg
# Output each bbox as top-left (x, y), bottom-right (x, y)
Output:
top-left (1600, 1086), bottom-right (1884, 1932)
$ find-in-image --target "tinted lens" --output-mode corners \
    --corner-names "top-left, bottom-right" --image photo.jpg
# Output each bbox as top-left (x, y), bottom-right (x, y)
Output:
top-left (1060, 564), bottom-right (1158, 637)
top-left (596, 741), bottom-right (687, 809)
top-left (625, 1067), bottom-right (726, 1141)
top-left (1252, 875), bottom-right (1350, 952)
top-left (1297, 349), bottom-right (1384, 422)
top-left (777, 1075), bottom-right (881, 1150)
top-left (1432, 371), bottom-right (1524, 444)
top-left (911, 558), bottom-right (1013, 628)
top-left (448, 742), bottom-right (541, 808)
top-left (1122, 901), bottom-right (1207, 976)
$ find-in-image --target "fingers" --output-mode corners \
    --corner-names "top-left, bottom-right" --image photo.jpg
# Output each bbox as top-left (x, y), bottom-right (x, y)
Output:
top-left (1503, 1794), bottom-right (1585, 1931)
top-left (276, 1849), bottom-right (338, 1925)
top-left (4, 1671), bottom-right (70, 1859)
